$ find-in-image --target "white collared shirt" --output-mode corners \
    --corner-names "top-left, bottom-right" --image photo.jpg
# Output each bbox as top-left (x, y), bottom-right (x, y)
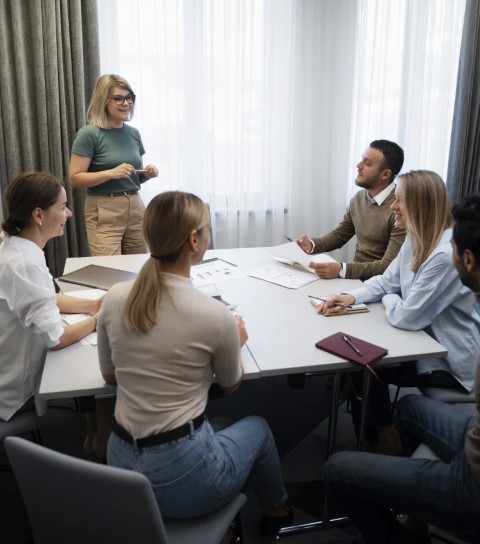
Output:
top-left (367, 182), bottom-right (396, 206)
top-left (0, 233), bottom-right (63, 421)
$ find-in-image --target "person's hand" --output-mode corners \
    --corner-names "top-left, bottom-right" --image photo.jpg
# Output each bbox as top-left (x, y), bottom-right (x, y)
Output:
top-left (295, 234), bottom-right (313, 253)
top-left (142, 164), bottom-right (159, 180)
top-left (315, 294), bottom-right (356, 315)
top-left (309, 261), bottom-right (342, 279)
top-left (92, 295), bottom-right (105, 315)
top-left (234, 314), bottom-right (248, 347)
top-left (110, 163), bottom-right (134, 179)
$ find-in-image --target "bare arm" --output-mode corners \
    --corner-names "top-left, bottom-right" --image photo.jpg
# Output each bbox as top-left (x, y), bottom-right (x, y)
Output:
top-left (69, 153), bottom-right (134, 189)
top-left (56, 293), bottom-right (103, 315)
top-left (50, 316), bottom-right (97, 350)
top-left (221, 314), bottom-right (247, 395)
top-left (50, 294), bottom-right (103, 350)
top-left (101, 372), bottom-right (117, 385)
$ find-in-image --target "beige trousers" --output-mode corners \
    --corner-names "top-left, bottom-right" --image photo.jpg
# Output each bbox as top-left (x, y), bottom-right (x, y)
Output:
top-left (85, 193), bottom-right (147, 256)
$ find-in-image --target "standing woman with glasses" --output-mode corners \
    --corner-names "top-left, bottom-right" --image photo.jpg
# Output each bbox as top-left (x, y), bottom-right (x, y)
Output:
top-left (69, 74), bottom-right (158, 256)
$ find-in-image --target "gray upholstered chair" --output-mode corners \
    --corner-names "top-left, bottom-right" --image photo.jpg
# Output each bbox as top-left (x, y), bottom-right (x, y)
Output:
top-left (0, 412), bottom-right (42, 445)
top-left (418, 386), bottom-right (475, 404)
top-left (0, 411), bottom-right (42, 471)
top-left (5, 436), bottom-right (246, 544)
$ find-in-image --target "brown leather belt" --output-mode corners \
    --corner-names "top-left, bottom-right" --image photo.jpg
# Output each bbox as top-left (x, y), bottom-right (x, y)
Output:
top-left (109, 191), bottom-right (138, 197)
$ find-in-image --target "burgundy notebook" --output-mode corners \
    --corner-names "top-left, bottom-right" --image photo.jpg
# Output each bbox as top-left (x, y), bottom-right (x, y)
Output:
top-left (315, 332), bottom-right (388, 368)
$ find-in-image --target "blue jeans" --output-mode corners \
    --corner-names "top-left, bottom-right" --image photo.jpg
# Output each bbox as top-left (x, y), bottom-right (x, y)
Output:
top-left (323, 395), bottom-right (480, 543)
top-left (107, 415), bottom-right (287, 519)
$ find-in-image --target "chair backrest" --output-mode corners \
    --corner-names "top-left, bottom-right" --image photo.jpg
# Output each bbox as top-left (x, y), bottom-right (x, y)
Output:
top-left (5, 436), bottom-right (169, 544)
top-left (0, 412), bottom-right (41, 444)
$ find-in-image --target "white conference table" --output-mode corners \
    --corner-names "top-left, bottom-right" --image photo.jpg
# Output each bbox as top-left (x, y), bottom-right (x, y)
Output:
top-left (40, 247), bottom-right (447, 401)
top-left (39, 246), bottom-right (448, 536)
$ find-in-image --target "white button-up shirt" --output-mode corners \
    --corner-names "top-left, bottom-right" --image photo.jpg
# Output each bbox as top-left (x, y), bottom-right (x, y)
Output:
top-left (0, 233), bottom-right (63, 421)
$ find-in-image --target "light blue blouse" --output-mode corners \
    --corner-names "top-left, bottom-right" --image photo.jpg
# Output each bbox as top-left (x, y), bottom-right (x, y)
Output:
top-left (348, 228), bottom-right (480, 391)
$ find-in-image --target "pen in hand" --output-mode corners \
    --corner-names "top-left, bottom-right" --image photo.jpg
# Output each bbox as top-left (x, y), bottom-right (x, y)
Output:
top-left (343, 334), bottom-right (363, 356)
top-left (284, 235), bottom-right (293, 242)
top-left (308, 295), bottom-right (353, 309)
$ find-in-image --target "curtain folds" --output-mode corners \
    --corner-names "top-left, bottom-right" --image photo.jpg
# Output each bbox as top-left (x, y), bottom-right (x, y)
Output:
top-left (98, 0), bottom-right (465, 254)
top-left (447, 0), bottom-right (480, 204)
top-left (0, 0), bottom-right (99, 276)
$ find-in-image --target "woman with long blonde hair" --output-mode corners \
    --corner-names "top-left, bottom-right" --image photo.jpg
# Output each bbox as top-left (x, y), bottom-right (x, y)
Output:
top-left (318, 170), bottom-right (480, 454)
top-left (97, 191), bottom-right (291, 538)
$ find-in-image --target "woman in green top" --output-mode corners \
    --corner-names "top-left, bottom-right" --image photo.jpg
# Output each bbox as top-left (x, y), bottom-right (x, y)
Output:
top-left (69, 74), bottom-right (158, 256)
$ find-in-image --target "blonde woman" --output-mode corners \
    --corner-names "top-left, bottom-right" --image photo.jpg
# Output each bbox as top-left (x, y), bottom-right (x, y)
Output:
top-left (318, 171), bottom-right (480, 454)
top-left (69, 74), bottom-right (158, 256)
top-left (97, 191), bottom-right (291, 538)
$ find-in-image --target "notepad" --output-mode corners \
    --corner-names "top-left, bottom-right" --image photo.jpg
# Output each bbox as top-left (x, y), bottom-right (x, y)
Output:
top-left (309, 297), bottom-right (369, 316)
top-left (58, 265), bottom-right (137, 291)
top-left (315, 332), bottom-right (388, 367)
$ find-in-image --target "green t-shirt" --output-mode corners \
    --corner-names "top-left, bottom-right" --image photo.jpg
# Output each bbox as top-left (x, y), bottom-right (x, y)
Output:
top-left (71, 123), bottom-right (146, 195)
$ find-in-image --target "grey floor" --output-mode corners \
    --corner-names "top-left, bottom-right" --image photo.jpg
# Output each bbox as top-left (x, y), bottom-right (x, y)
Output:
top-left (0, 378), bottom-right (461, 544)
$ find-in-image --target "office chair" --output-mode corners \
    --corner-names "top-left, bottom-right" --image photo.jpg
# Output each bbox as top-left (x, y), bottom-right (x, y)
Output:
top-left (391, 384), bottom-right (475, 415)
top-left (0, 412), bottom-right (42, 471)
top-left (418, 386), bottom-right (475, 404)
top-left (0, 412), bottom-right (42, 445)
top-left (5, 436), bottom-right (246, 544)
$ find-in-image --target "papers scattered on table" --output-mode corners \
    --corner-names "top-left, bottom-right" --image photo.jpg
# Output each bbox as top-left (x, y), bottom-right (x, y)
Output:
top-left (247, 263), bottom-right (319, 289)
top-left (191, 258), bottom-right (246, 287)
top-left (268, 242), bottom-right (337, 274)
top-left (61, 289), bottom-right (103, 346)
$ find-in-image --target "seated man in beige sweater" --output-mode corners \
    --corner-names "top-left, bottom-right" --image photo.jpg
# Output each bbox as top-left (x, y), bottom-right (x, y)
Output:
top-left (296, 139), bottom-right (406, 280)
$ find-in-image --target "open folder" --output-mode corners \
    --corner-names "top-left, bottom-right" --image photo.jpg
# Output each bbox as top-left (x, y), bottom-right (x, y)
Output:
top-left (315, 332), bottom-right (387, 376)
top-left (268, 242), bottom-right (337, 274)
top-left (58, 265), bottom-right (137, 291)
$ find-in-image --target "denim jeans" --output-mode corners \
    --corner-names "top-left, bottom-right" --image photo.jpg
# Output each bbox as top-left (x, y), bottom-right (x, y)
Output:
top-left (323, 395), bottom-right (480, 544)
top-left (107, 415), bottom-right (287, 519)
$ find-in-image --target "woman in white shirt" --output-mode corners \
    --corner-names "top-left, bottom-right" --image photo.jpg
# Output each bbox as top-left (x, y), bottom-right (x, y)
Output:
top-left (317, 170), bottom-right (480, 454)
top-left (98, 190), bottom-right (291, 538)
top-left (0, 172), bottom-right (102, 425)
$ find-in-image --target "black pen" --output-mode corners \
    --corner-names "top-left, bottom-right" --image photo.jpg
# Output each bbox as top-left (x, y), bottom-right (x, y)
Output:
top-left (343, 334), bottom-right (363, 356)
top-left (308, 295), bottom-right (353, 309)
top-left (284, 235), bottom-right (293, 242)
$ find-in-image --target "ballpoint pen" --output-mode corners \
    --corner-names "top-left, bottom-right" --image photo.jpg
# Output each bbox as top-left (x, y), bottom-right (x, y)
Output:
top-left (308, 295), bottom-right (353, 310)
top-left (283, 235), bottom-right (293, 242)
top-left (342, 334), bottom-right (363, 356)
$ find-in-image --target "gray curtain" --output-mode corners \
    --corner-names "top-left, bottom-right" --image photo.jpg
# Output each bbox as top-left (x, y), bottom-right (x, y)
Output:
top-left (447, 0), bottom-right (480, 204)
top-left (0, 0), bottom-right (99, 277)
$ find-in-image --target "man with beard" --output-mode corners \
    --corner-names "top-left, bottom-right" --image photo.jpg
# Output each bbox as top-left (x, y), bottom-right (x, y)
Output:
top-left (296, 140), bottom-right (405, 280)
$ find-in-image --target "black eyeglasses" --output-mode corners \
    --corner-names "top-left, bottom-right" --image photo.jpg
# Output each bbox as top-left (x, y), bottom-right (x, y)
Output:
top-left (109, 94), bottom-right (136, 106)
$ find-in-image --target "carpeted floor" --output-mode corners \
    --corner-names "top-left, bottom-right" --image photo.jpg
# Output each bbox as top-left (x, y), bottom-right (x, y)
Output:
top-left (0, 378), bottom-right (459, 543)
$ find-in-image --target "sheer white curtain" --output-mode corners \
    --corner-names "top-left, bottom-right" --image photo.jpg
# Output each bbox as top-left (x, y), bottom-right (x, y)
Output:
top-left (97, 0), bottom-right (464, 253)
